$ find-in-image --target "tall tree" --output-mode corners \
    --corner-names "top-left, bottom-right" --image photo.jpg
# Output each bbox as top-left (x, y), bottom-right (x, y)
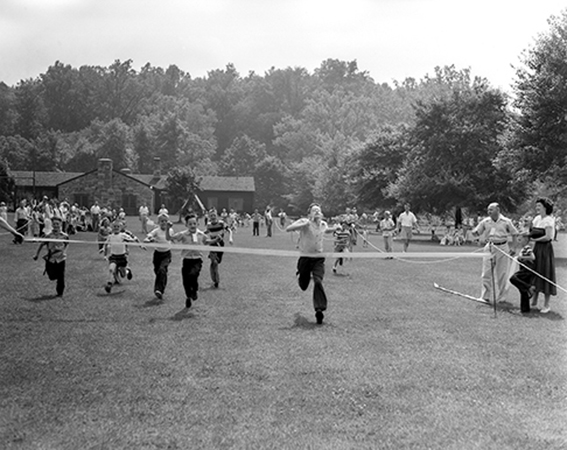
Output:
top-left (388, 78), bottom-right (522, 213)
top-left (511, 9), bottom-right (567, 186)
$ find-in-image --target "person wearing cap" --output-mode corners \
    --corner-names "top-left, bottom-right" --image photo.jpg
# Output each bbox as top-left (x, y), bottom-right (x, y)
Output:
top-left (144, 212), bottom-right (174, 300)
top-left (32, 215), bottom-right (69, 297)
top-left (380, 211), bottom-right (396, 258)
top-left (472, 202), bottom-right (519, 303)
top-left (286, 203), bottom-right (338, 325)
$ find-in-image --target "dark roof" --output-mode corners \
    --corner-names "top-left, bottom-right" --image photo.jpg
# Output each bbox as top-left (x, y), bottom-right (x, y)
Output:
top-left (9, 170), bottom-right (84, 187)
top-left (11, 170), bottom-right (255, 192)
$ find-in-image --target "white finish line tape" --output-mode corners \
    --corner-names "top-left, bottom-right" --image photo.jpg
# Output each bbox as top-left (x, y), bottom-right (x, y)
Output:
top-left (25, 238), bottom-right (487, 259)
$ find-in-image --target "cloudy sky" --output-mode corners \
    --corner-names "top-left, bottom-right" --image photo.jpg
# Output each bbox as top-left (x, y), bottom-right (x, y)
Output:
top-left (0, 0), bottom-right (565, 91)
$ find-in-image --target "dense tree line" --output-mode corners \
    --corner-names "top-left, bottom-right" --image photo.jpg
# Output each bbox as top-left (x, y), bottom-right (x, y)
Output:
top-left (1, 9), bottom-right (565, 215)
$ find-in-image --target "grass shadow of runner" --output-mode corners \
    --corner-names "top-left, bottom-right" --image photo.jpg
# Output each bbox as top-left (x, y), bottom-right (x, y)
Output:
top-left (23, 294), bottom-right (59, 302)
top-left (170, 308), bottom-right (195, 321)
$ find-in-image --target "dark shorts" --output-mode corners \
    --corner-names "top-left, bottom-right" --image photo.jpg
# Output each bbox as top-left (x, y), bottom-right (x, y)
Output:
top-left (108, 254), bottom-right (128, 268)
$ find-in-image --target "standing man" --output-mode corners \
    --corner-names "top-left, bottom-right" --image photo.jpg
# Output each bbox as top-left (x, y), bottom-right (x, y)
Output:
top-left (472, 202), bottom-right (518, 303)
top-left (265, 205), bottom-right (273, 237)
top-left (139, 202), bottom-right (150, 234)
top-left (252, 209), bottom-right (261, 236)
top-left (380, 211), bottom-right (396, 258)
top-left (397, 203), bottom-right (418, 252)
top-left (286, 203), bottom-right (337, 325)
top-left (14, 199), bottom-right (30, 243)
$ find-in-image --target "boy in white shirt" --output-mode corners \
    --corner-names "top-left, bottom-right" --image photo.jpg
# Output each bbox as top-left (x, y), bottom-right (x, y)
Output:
top-left (103, 221), bottom-right (137, 293)
top-left (286, 203), bottom-right (338, 325)
top-left (145, 213), bottom-right (174, 300)
top-left (169, 213), bottom-right (207, 309)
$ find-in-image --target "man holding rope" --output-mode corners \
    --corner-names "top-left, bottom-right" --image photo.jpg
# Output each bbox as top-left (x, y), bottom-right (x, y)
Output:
top-left (472, 202), bottom-right (518, 303)
top-left (286, 203), bottom-right (338, 325)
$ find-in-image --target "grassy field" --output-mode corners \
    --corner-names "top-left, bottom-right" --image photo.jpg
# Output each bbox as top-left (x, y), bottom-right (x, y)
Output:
top-left (1, 219), bottom-right (566, 449)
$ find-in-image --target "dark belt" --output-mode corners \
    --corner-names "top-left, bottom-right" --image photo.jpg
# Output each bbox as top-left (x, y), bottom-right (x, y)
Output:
top-left (490, 241), bottom-right (508, 245)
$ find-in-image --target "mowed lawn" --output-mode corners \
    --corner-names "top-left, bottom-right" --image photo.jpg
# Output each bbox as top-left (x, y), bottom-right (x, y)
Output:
top-left (1, 219), bottom-right (566, 449)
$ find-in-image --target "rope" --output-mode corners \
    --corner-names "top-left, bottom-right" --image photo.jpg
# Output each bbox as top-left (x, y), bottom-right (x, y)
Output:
top-left (353, 227), bottom-right (485, 264)
top-left (25, 236), bottom-right (487, 260)
top-left (492, 243), bottom-right (567, 295)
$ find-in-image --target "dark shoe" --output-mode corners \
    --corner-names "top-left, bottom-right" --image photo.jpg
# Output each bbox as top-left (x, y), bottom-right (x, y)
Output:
top-left (155, 290), bottom-right (163, 300)
top-left (126, 268), bottom-right (133, 280)
top-left (104, 282), bottom-right (112, 293)
top-left (213, 282), bottom-right (219, 288)
top-left (185, 298), bottom-right (192, 308)
top-left (315, 310), bottom-right (324, 325)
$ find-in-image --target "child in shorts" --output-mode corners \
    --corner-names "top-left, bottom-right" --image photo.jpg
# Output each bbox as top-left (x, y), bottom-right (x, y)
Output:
top-left (103, 221), bottom-right (137, 293)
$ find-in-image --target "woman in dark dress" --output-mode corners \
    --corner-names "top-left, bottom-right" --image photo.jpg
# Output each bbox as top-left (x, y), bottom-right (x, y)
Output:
top-left (531, 197), bottom-right (557, 314)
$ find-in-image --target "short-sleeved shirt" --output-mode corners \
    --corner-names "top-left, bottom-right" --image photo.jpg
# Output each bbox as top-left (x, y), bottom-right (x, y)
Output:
top-left (532, 215), bottom-right (554, 239)
top-left (171, 229), bottom-right (206, 259)
top-left (473, 214), bottom-right (518, 243)
top-left (398, 211), bottom-right (417, 228)
top-left (106, 232), bottom-right (136, 255)
top-left (380, 218), bottom-right (396, 237)
top-left (333, 228), bottom-right (351, 251)
top-left (206, 220), bottom-right (228, 246)
top-left (146, 227), bottom-right (173, 252)
top-left (44, 231), bottom-right (69, 263)
top-left (295, 219), bottom-right (328, 254)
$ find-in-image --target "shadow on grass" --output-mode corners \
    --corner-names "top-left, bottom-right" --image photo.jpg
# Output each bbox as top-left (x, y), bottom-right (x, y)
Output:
top-left (94, 289), bottom-right (126, 298)
top-left (496, 301), bottom-right (564, 321)
top-left (170, 308), bottom-right (195, 321)
top-left (138, 297), bottom-right (165, 308)
top-left (23, 294), bottom-right (59, 302)
top-left (282, 312), bottom-right (329, 330)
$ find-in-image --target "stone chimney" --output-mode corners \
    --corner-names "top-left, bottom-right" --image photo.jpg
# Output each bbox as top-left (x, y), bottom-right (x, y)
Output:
top-left (153, 157), bottom-right (161, 178)
top-left (98, 158), bottom-right (113, 191)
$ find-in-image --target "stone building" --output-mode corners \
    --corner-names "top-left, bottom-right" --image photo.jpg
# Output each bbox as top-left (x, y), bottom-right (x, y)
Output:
top-left (11, 158), bottom-right (255, 214)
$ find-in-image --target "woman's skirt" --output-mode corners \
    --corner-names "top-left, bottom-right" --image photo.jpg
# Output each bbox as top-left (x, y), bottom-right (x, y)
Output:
top-left (533, 241), bottom-right (556, 296)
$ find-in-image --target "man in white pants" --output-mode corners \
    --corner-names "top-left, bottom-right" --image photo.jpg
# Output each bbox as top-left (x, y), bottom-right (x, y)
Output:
top-left (472, 203), bottom-right (519, 303)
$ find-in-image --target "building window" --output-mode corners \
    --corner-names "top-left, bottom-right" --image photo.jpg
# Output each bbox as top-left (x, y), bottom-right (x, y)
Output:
top-left (207, 197), bottom-right (218, 210)
top-left (122, 194), bottom-right (138, 215)
top-left (228, 197), bottom-right (244, 212)
top-left (74, 193), bottom-right (90, 208)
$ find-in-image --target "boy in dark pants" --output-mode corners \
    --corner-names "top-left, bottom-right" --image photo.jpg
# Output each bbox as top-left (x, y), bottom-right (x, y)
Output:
top-left (205, 209), bottom-right (233, 288)
top-left (33, 216), bottom-right (69, 297)
top-left (169, 213), bottom-right (207, 309)
top-left (144, 213), bottom-right (174, 300)
top-left (286, 204), bottom-right (338, 324)
top-left (509, 232), bottom-right (536, 313)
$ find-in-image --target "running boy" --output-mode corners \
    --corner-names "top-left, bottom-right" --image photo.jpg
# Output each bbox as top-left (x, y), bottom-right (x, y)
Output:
top-left (169, 213), bottom-right (207, 309)
top-left (286, 203), bottom-right (338, 325)
top-left (205, 208), bottom-right (233, 288)
top-left (33, 215), bottom-right (69, 297)
top-left (144, 213), bottom-right (174, 300)
top-left (332, 223), bottom-right (351, 274)
top-left (103, 221), bottom-right (137, 293)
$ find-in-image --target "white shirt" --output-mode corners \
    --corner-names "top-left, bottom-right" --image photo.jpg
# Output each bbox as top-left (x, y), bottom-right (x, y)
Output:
top-left (295, 219), bottom-right (328, 254)
top-left (398, 211), bottom-right (417, 228)
top-left (146, 227), bottom-right (173, 252)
